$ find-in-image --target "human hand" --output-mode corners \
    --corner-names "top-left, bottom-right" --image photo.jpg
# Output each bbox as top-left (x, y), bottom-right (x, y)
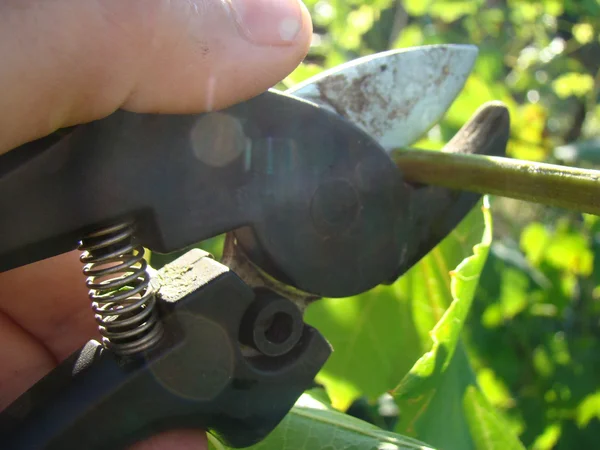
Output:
top-left (0, 1), bottom-right (312, 448)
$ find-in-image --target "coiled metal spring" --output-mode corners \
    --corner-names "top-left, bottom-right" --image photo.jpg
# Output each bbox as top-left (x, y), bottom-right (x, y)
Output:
top-left (78, 221), bottom-right (163, 356)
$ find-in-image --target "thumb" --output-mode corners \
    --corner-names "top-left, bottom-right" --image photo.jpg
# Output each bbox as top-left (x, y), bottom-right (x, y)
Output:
top-left (0, 0), bottom-right (312, 154)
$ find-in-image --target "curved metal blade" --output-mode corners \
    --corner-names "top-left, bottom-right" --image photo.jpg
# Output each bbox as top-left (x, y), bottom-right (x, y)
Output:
top-left (286, 44), bottom-right (478, 151)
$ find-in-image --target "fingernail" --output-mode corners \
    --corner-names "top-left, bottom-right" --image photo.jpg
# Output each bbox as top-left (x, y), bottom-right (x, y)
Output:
top-left (226, 0), bottom-right (304, 46)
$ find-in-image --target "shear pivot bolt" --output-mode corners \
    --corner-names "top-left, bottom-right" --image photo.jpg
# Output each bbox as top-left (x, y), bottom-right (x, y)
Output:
top-left (239, 289), bottom-right (303, 357)
top-left (311, 179), bottom-right (359, 236)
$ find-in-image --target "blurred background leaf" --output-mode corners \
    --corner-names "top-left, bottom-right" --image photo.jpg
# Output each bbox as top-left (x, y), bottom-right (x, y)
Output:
top-left (295, 1), bottom-right (600, 448)
top-left (208, 390), bottom-right (436, 450)
top-left (169, 1), bottom-right (600, 448)
top-left (304, 201), bottom-right (527, 449)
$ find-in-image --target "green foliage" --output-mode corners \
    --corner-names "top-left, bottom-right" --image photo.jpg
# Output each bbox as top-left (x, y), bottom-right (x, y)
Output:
top-left (208, 391), bottom-right (434, 450)
top-left (289, 1), bottom-right (600, 449)
top-left (576, 391), bottom-right (600, 428)
top-left (463, 386), bottom-right (525, 450)
top-left (467, 213), bottom-right (600, 449)
top-left (304, 199), bottom-right (491, 415)
top-left (390, 202), bottom-right (499, 450)
top-left (204, 1), bottom-right (600, 448)
top-left (552, 73), bottom-right (595, 99)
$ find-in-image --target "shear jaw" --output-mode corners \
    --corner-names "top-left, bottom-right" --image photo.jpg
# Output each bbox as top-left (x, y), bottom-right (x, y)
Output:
top-left (225, 101), bottom-right (511, 305)
top-left (232, 44), bottom-right (511, 302)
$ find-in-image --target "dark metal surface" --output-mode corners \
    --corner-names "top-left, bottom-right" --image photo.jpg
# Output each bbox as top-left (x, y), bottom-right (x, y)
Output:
top-left (0, 90), bottom-right (510, 298)
top-left (385, 102), bottom-right (511, 282)
top-left (235, 102), bottom-right (511, 293)
top-left (238, 288), bottom-right (304, 357)
top-left (0, 250), bottom-right (331, 449)
top-left (0, 89), bottom-right (408, 298)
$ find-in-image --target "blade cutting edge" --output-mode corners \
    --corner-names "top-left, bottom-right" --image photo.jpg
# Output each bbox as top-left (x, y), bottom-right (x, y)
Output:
top-left (286, 44), bottom-right (478, 151)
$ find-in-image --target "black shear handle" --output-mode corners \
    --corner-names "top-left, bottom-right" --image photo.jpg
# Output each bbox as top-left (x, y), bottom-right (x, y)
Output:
top-left (0, 250), bottom-right (332, 449)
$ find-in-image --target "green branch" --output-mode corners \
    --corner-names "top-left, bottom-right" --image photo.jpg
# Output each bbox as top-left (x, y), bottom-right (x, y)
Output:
top-left (392, 148), bottom-right (600, 216)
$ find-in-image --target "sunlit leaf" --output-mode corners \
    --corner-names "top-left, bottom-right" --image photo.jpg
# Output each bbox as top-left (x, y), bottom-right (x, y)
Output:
top-left (474, 47), bottom-right (506, 83)
top-left (533, 346), bottom-right (555, 378)
top-left (443, 74), bottom-right (518, 133)
top-left (390, 200), bottom-right (497, 449)
top-left (304, 281), bottom-right (424, 410)
top-left (208, 391), bottom-right (436, 450)
top-left (283, 63), bottom-right (324, 87)
top-left (531, 423), bottom-right (562, 450)
top-left (520, 222), bottom-right (550, 266)
top-left (552, 73), bottom-right (595, 99)
top-left (508, 104), bottom-right (549, 161)
top-left (306, 201), bottom-right (487, 406)
top-left (520, 219), bottom-right (595, 277)
top-left (576, 391), bottom-right (600, 428)
top-left (482, 303), bottom-right (504, 328)
top-left (476, 368), bottom-right (515, 409)
top-left (430, 1), bottom-right (479, 22)
top-left (499, 268), bottom-right (529, 320)
top-left (545, 231), bottom-right (594, 276)
top-left (348, 5), bottom-right (377, 34)
top-left (542, 0), bottom-right (564, 16)
top-left (509, 1), bottom-right (542, 22)
top-left (392, 24), bottom-right (424, 48)
top-left (402, 0), bottom-right (429, 16)
top-left (463, 386), bottom-right (525, 450)
top-left (572, 23), bottom-right (594, 44)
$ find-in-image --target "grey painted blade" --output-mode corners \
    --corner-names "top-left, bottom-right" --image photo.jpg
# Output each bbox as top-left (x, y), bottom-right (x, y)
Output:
top-left (286, 44), bottom-right (478, 151)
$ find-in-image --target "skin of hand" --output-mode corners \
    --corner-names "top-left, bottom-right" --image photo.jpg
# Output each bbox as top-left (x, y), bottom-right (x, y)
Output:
top-left (0, 0), bottom-right (313, 448)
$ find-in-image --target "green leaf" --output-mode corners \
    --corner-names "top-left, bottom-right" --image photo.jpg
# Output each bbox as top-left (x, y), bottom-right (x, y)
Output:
top-left (533, 346), bottom-right (555, 378)
top-left (572, 23), bottom-right (595, 44)
top-left (430, 1), bottom-right (480, 22)
top-left (393, 199), bottom-right (492, 394)
top-left (208, 392), bottom-right (436, 450)
top-left (497, 268), bottom-right (529, 320)
top-left (380, 198), bottom-right (523, 449)
top-left (442, 74), bottom-right (518, 134)
top-left (463, 386), bottom-right (526, 450)
top-left (306, 196), bottom-right (524, 448)
top-left (576, 391), bottom-right (600, 428)
top-left (542, 0), bottom-right (564, 16)
top-left (531, 423), bottom-right (562, 450)
top-left (520, 223), bottom-right (550, 266)
top-left (545, 231), bottom-right (594, 276)
top-left (304, 201), bottom-right (490, 410)
top-left (390, 200), bottom-right (495, 449)
top-left (392, 24), bottom-right (424, 48)
top-left (402, 0), bottom-right (431, 17)
top-left (520, 222), bottom-right (595, 276)
top-left (304, 283), bottom-right (425, 409)
top-left (476, 368), bottom-right (515, 409)
top-left (552, 73), bottom-right (595, 99)
top-left (348, 5), bottom-right (378, 34)
top-left (283, 63), bottom-right (325, 87)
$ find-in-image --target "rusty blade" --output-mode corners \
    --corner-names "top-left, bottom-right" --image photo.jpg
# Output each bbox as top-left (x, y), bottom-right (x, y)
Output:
top-left (286, 44), bottom-right (478, 151)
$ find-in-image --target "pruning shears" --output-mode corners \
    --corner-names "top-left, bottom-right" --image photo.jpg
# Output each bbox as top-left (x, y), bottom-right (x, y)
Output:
top-left (0, 44), bottom-right (510, 449)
